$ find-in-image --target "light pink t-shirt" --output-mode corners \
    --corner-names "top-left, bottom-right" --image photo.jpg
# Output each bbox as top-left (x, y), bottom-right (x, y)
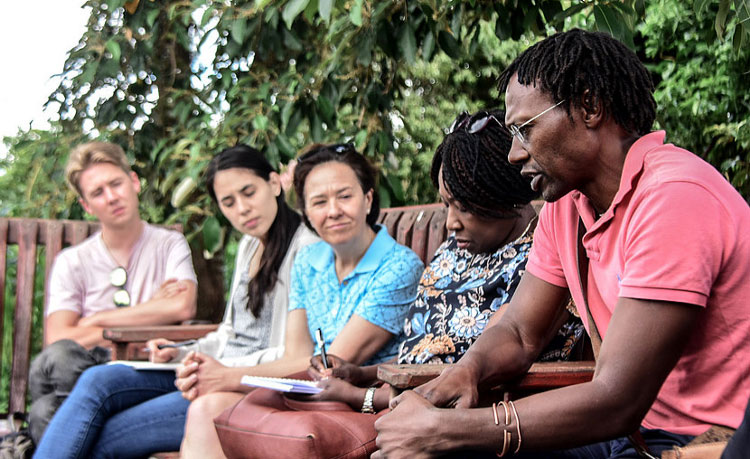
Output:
top-left (527, 131), bottom-right (750, 435)
top-left (46, 223), bottom-right (197, 317)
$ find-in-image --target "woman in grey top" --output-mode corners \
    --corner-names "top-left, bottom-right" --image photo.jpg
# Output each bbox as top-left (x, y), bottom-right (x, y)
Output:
top-left (34, 144), bottom-right (318, 459)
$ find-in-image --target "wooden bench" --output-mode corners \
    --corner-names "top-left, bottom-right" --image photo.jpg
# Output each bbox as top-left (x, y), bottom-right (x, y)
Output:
top-left (0, 218), bottom-right (112, 415)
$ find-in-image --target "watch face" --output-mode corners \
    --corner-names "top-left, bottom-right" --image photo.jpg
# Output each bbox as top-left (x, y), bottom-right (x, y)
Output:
top-left (113, 289), bottom-right (131, 307)
top-left (110, 267), bottom-right (127, 287)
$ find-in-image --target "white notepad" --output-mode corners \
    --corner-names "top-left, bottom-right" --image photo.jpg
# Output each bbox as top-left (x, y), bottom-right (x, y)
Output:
top-left (241, 375), bottom-right (322, 394)
top-left (107, 360), bottom-right (180, 371)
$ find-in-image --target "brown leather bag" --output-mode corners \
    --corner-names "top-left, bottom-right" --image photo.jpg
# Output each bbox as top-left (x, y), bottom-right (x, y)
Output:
top-left (214, 386), bottom-right (386, 459)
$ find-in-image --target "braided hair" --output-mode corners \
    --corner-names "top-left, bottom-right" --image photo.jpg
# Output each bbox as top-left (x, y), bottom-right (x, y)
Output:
top-left (498, 29), bottom-right (656, 136)
top-left (431, 109), bottom-right (538, 218)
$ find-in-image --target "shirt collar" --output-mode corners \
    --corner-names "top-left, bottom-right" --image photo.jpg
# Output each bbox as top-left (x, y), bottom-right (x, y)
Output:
top-left (308, 225), bottom-right (395, 276)
top-left (573, 131), bottom-right (666, 228)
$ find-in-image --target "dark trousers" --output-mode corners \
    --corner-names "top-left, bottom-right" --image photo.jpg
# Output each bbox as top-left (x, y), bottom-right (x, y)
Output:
top-left (27, 340), bottom-right (110, 445)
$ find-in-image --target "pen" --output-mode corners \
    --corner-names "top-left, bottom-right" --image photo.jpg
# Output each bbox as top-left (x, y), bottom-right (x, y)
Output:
top-left (142, 339), bottom-right (198, 352)
top-left (315, 328), bottom-right (329, 369)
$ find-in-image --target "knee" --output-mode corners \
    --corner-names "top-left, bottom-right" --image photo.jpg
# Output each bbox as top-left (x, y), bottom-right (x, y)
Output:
top-left (185, 393), bottom-right (237, 430)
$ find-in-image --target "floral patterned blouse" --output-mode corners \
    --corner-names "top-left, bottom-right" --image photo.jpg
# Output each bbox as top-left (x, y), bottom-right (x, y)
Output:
top-left (397, 226), bottom-right (584, 365)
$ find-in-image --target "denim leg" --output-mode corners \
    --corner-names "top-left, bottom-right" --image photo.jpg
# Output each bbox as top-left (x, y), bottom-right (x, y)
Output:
top-left (33, 364), bottom-right (177, 459)
top-left (510, 428), bottom-right (694, 459)
top-left (88, 391), bottom-right (190, 459)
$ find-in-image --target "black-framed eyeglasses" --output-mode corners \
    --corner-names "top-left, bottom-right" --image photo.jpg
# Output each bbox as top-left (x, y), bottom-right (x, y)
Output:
top-left (110, 267), bottom-right (131, 307)
top-left (449, 112), bottom-right (505, 135)
top-left (506, 99), bottom-right (565, 145)
top-left (297, 143), bottom-right (355, 163)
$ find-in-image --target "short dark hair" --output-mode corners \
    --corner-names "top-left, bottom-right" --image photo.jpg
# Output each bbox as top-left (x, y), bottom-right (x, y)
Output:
top-left (431, 110), bottom-right (538, 218)
top-left (498, 29), bottom-right (656, 136)
top-left (292, 143), bottom-right (380, 232)
top-left (204, 144), bottom-right (302, 318)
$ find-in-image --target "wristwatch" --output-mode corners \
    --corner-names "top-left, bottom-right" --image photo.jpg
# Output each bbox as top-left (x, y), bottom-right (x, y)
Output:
top-left (361, 386), bottom-right (377, 414)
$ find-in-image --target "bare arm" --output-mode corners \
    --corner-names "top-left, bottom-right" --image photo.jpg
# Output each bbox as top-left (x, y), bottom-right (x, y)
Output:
top-left (45, 310), bottom-right (107, 347)
top-left (374, 289), bottom-right (700, 457)
top-left (78, 279), bottom-right (197, 328)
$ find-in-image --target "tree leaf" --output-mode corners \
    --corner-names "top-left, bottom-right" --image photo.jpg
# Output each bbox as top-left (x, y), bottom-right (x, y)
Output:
top-left (231, 17), bottom-right (247, 45)
top-left (693, 0), bottom-right (712, 16)
top-left (716, 0), bottom-right (731, 38)
top-left (319, 0), bottom-right (333, 24)
top-left (350, 0), bottom-right (363, 27)
top-left (437, 30), bottom-right (461, 58)
top-left (105, 40), bottom-right (121, 61)
top-left (421, 30), bottom-right (435, 60)
top-left (282, 0), bottom-right (310, 29)
top-left (399, 21), bottom-right (417, 65)
top-left (317, 95), bottom-right (335, 124)
top-left (202, 216), bottom-right (223, 256)
top-left (146, 8), bottom-right (160, 27)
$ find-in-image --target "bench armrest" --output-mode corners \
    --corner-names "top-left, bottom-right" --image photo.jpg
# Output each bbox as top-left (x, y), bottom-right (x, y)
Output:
top-left (103, 324), bottom-right (219, 360)
top-left (377, 361), bottom-right (595, 391)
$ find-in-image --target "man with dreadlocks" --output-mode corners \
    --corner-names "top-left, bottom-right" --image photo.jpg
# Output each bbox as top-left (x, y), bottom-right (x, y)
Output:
top-left (373, 29), bottom-right (750, 458)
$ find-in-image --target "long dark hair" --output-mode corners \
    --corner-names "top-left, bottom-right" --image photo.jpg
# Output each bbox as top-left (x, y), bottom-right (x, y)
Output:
top-left (291, 143), bottom-right (380, 233)
top-left (205, 144), bottom-right (302, 318)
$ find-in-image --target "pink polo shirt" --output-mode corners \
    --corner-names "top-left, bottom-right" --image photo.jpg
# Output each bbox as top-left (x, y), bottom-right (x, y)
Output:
top-left (527, 131), bottom-right (750, 435)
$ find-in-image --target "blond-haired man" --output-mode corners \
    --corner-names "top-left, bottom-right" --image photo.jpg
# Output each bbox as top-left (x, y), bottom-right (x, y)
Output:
top-left (46, 141), bottom-right (197, 347)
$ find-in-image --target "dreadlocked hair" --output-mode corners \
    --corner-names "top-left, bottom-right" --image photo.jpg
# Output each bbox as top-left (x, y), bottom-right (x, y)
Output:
top-left (498, 29), bottom-right (656, 136)
top-left (431, 109), bottom-right (538, 218)
top-left (205, 144), bottom-right (302, 318)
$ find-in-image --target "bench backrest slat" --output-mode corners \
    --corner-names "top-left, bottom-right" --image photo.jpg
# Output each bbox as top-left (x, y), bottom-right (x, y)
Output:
top-left (12, 220), bottom-right (39, 413)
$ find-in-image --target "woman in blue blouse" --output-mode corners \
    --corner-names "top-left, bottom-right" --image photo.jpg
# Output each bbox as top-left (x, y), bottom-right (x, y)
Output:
top-left (181, 144), bottom-right (423, 458)
top-left (306, 110), bottom-right (584, 413)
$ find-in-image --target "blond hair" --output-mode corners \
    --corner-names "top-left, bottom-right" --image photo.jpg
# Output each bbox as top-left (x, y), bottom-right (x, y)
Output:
top-left (65, 142), bottom-right (133, 196)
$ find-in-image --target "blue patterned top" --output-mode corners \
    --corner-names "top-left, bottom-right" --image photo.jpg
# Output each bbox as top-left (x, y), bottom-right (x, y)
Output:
top-left (290, 225), bottom-right (423, 364)
top-left (398, 229), bottom-right (584, 364)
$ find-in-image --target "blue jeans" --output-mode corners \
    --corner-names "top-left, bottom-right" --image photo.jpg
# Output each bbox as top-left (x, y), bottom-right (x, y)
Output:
top-left (457, 427), bottom-right (693, 459)
top-left (33, 364), bottom-right (190, 459)
top-left (512, 427), bottom-right (694, 458)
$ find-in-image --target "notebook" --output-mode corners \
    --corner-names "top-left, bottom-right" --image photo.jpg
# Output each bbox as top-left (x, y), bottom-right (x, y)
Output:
top-left (241, 375), bottom-right (322, 394)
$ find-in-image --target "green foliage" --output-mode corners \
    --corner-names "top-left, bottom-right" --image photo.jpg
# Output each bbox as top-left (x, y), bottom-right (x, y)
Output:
top-left (642, 0), bottom-right (750, 197)
top-left (1, 0), bottom-right (748, 233)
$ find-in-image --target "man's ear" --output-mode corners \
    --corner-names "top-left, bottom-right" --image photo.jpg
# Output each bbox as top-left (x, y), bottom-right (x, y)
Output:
top-left (79, 197), bottom-right (92, 215)
top-left (129, 171), bottom-right (141, 193)
top-left (580, 89), bottom-right (604, 128)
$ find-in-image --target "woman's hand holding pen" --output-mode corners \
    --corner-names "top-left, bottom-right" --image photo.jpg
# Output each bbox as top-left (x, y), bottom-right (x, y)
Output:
top-left (308, 354), bottom-right (365, 385)
top-left (146, 338), bottom-right (179, 363)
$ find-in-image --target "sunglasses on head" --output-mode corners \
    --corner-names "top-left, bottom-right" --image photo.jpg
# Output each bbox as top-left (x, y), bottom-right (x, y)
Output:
top-left (297, 143), bottom-right (355, 163)
top-left (110, 267), bottom-right (130, 307)
top-left (449, 112), bottom-right (505, 135)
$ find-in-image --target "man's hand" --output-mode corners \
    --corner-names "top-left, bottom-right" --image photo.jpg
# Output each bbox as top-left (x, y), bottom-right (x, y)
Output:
top-left (151, 279), bottom-right (188, 300)
top-left (413, 364), bottom-right (480, 409)
top-left (146, 338), bottom-right (179, 363)
top-left (307, 354), bottom-right (364, 384)
top-left (174, 351), bottom-right (231, 401)
top-left (373, 391), bottom-right (444, 459)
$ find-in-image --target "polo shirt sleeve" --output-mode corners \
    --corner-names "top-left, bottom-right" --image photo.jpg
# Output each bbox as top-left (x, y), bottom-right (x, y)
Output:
top-left (526, 203), bottom-right (569, 288)
top-left (355, 246), bottom-right (423, 335)
top-left (164, 232), bottom-right (198, 284)
top-left (45, 251), bottom-right (84, 316)
top-left (619, 182), bottom-right (727, 307)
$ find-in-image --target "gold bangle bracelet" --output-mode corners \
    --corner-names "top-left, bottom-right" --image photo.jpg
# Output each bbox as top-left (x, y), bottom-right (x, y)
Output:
top-left (508, 400), bottom-right (523, 454)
